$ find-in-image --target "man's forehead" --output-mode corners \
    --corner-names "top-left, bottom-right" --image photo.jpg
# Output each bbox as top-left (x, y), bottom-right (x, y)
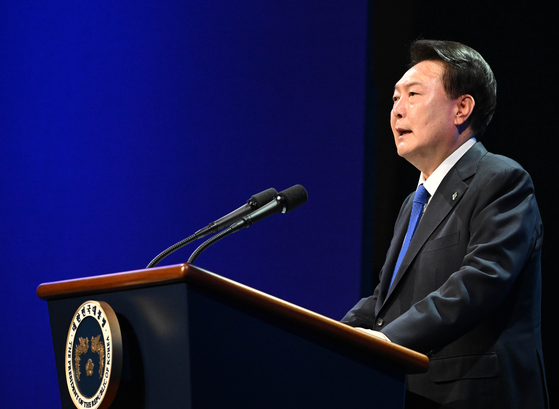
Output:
top-left (394, 80), bottom-right (423, 92)
top-left (394, 60), bottom-right (444, 91)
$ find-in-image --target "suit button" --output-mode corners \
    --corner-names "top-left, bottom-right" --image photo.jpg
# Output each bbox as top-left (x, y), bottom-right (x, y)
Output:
top-left (376, 318), bottom-right (384, 327)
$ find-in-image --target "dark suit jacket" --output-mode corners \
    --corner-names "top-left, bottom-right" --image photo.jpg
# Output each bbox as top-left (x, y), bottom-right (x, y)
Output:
top-left (342, 143), bottom-right (548, 408)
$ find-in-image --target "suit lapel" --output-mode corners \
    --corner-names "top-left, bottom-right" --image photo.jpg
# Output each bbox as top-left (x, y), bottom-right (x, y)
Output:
top-left (375, 194), bottom-right (414, 301)
top-left (381, 143), bottom-right (487, 305)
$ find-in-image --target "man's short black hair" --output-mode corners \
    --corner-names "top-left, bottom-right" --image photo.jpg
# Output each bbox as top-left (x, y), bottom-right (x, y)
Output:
top-left (410, 39), bottom-right (497, 138)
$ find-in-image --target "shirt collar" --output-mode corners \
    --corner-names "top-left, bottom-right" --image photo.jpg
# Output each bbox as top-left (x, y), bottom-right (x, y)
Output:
top-left (419, 137), bottom-right (477, 198)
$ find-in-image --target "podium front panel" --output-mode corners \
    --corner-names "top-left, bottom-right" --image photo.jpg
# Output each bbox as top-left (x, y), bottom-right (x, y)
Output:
top-left (46, 280), bottom-right (406, 408)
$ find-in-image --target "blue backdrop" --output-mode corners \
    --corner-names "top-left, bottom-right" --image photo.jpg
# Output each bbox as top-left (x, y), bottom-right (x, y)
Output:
top-left (0, 1), bottom-right (369, 406)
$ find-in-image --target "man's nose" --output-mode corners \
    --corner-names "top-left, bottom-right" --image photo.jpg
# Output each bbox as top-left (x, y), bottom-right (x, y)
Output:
top-left (392, 100), bottom-right (405, 118)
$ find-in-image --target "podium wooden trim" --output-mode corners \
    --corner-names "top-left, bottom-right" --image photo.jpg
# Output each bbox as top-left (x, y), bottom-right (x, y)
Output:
top-left (38, 263), bottom-right (427, 374)
top-left (38, 264), bottom-right (428, 408)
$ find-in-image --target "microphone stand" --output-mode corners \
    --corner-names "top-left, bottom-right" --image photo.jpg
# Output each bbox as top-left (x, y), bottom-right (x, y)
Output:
top-left (187, 225), bottom-right (239, 264)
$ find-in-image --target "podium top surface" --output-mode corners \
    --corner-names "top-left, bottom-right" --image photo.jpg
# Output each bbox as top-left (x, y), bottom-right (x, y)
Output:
top-left (37, 263), bottom-right (429, 374)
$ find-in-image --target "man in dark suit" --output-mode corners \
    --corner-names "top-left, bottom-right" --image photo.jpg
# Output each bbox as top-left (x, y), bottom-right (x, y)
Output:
top-left (342, 40), bottom-right (548, 408)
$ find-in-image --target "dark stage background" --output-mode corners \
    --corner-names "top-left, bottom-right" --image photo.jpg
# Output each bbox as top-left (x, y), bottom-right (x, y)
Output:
top-left (368, 1), bottom-right (558, 406)
top-left (1, 1), bottom-right (556, 407)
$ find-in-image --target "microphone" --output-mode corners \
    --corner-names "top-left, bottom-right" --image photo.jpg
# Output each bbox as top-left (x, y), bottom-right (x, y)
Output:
top-left (230, 184), bottom-right (308, 230)
top-left (193, 187), bottom-right (278, 238)
top-left (146, 187), bottom-right (278, 268)
top-left (187, 184), bottom-right (308, 264)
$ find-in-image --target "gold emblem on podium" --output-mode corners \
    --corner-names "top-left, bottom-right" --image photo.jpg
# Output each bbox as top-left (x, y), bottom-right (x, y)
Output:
top-left (65, 301), bottom-right (122, 409)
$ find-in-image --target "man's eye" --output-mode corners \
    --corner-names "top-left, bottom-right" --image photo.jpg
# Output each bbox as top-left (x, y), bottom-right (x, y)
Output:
top-left (392, 96), bottom-right (399, 102)
top-left (409, 92), bottom-right (417, 97)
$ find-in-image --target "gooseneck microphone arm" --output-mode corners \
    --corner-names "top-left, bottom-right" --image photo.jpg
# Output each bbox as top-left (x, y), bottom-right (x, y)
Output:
top-left (186, 225), bottom-right (237, 265)
top-left (187, 184), bottom-right (307, 265)
top-left (146, 187), bottom-right (277, 268)
top-left (146, 231), bottom-right (200, 269)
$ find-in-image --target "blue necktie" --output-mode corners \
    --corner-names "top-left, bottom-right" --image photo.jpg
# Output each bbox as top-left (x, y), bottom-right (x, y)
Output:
top-left (389, 184), bottom-right (430, 289)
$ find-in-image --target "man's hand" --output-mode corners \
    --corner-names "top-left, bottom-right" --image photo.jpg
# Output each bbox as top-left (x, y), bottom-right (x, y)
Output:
top-left (355, 327), bottom-right (391, 342)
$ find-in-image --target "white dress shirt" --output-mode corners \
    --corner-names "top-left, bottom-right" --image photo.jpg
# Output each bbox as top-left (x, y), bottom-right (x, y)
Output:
top-left (420, 137), bottom-right (477, 209)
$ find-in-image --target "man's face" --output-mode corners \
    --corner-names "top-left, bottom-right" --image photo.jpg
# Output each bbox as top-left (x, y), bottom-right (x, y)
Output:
top-left (391, 60), bottom-right (462, 175)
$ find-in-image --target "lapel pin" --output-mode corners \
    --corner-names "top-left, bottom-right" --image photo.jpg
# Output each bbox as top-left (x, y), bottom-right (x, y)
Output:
top-left (452, 192), bottom-right (458, 201)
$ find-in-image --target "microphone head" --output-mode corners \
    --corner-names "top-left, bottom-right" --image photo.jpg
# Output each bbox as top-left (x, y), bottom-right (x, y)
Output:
top-left (279, 184), bottom-right (308, 213)
top-left (248, 188), bottom-right (278, 208)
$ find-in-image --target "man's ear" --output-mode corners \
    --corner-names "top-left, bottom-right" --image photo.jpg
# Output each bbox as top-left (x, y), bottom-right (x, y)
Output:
top-left (455, 94), bottom-right (475, 126)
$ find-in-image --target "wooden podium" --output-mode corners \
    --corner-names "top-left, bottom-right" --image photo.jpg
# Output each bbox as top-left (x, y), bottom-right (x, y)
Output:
top-left (37, 264), bottom-right (428, 408)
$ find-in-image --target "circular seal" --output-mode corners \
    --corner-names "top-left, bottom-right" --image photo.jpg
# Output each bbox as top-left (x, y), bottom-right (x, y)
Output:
top-left (65, 301), bottom-right (122, 409)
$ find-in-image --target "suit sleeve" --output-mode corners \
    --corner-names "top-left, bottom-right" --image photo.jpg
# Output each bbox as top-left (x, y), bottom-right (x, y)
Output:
top-left (381, 164), bottom-right (542, 354)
